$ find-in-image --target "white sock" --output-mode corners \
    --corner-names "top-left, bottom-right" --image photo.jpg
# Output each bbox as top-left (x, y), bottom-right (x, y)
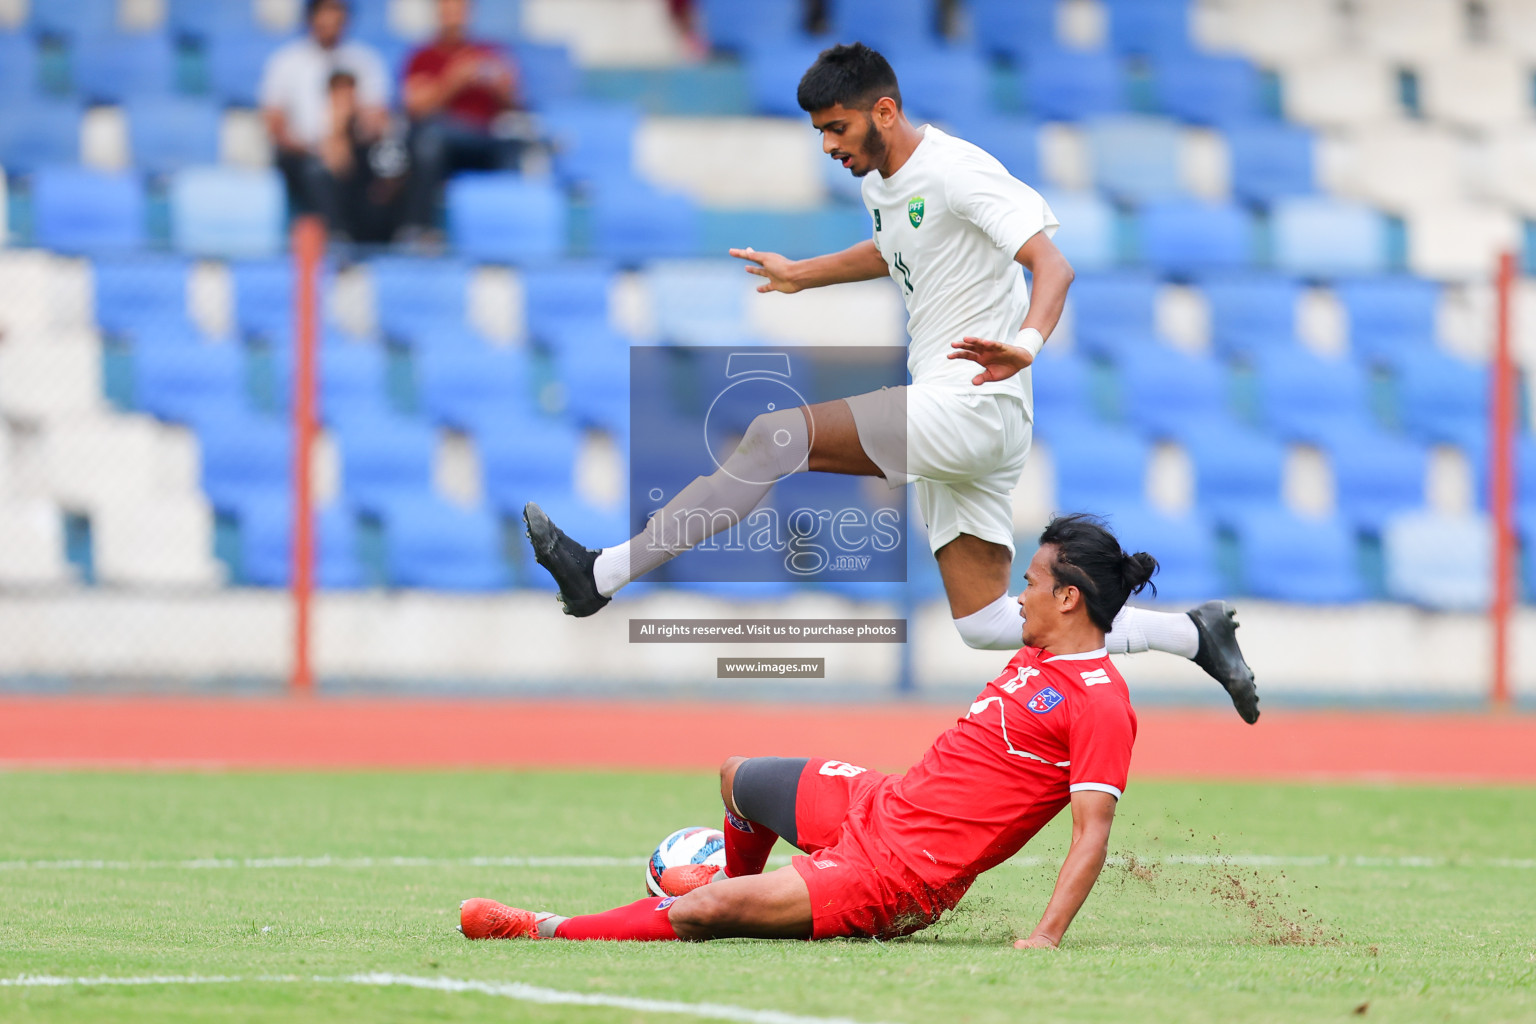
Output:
top-left (953, 593), bottom-right (1024, 650)
top-left (1106, 606), bottom-right (1199, 659)
top-left (592, 407), bottom-right (810, 598)
top-left (534, 912), bottom-right (567, 938)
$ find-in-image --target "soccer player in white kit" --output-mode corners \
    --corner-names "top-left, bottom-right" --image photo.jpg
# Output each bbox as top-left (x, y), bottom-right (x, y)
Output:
top-left (524, 44), bottom-right (1258, 722)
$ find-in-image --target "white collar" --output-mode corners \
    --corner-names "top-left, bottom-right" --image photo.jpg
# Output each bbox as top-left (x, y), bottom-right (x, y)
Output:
top-left (1042, 648), bottom-right (1108, 663)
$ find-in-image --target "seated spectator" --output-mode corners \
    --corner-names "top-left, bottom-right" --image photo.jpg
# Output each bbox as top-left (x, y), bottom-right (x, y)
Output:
top-left (260, 0), bottom-right (392, 240)
top-left (401, 0), bottom-right (528, 242)
top-left (320, 71), bottom-right (410, 244)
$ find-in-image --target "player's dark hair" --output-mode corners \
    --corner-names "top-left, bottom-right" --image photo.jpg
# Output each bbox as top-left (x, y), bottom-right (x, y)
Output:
top-left (1038, 514), bottom-right (1158, 632)
top-left (307, 0), bottom-right (347, 21)
top-left (797, 43), bottom-right (902, 113)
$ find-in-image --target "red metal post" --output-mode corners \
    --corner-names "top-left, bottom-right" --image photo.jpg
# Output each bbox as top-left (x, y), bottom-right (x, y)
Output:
top-left (289, 217), bottom-right (324, 696)
top-left (1491, 250), bottom-right (1517, 712)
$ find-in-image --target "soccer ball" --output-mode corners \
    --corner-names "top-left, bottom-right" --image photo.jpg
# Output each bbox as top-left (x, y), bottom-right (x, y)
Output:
top-left (645, 826), bottom-right (726, 896)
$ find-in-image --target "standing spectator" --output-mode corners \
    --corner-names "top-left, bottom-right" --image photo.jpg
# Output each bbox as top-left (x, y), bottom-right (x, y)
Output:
top-left (401, 0), bottom-right (525, 241)
top-left (260, 0), bottom-right (392, 239)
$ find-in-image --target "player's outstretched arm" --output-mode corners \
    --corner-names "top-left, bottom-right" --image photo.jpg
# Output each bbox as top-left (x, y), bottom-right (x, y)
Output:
top-left (1015, 790), bottom-right (1116, 950)
top-left (730, 240), bottom-right (888, 294)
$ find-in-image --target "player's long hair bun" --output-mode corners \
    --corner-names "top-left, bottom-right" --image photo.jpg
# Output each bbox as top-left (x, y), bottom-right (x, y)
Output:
top-left (1039, 514), bottom-right (1160, 631)
top-left (1122, 551), bottom-right (1159, 597)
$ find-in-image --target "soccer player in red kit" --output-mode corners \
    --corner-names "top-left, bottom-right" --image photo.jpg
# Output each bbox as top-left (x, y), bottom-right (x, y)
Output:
top-left (460, 513), bottom-right (1152, 948)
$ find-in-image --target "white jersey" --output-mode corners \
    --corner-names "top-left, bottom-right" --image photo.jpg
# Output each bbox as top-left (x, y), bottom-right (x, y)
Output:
top-left (861, 125), bottom-right (1058, 406)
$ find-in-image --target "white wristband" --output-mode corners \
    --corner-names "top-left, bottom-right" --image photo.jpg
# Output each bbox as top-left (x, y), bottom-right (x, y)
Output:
top-left (1017, 327), bottom-right (1045, 358)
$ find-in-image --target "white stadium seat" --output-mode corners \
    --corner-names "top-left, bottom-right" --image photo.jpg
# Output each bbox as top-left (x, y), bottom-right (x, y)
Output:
top-left (1470, 127), bottom-right (1536, 214)
top-left (0, 332), bottom-right (104, 422)
top-left (1279, 54), bottom-right (1399, 129)
top-left (43, 413), bottom-right (201, 511)
top-left (1403, 201), bottom-right (1520, 280)
top-left (634, 118), bottom-right (826, 210)
top-left (93, 493), bottom-right (225, 587)
top-left (1317, 123), bottom-right (1469, 210)
top-left (523, 0), bottom-right (685, 67)
top-left (1198, 0), bottom-right (1347, 64)
top-left (1484, 0), bottom-right (1536, 61)
top-left (0, 498), bottom-right (71, 586)
top-left (1419, 49), bottom-right (1533, 129)
top-left (1352, 0), bottom-right (1470, 60)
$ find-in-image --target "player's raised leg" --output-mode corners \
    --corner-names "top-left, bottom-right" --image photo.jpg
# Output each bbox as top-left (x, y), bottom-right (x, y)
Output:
top-left (1108, 601), bottom-right (1258, 723)
top-left (661, 754), bottom-right (809, 896)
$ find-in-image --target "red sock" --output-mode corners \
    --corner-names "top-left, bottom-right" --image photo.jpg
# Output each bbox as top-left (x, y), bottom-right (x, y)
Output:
top-left (723, 806), bottom-right (778, 878)
top-left (553, 897), bottom-right (681, 941)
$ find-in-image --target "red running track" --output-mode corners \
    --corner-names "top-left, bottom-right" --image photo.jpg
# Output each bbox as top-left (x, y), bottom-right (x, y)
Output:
top-left (0, 698), bottom-right (1532, 782)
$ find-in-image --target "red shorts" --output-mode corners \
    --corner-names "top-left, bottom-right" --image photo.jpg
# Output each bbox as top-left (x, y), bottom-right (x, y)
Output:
top-left (789, 758), bottom-right (963, 940)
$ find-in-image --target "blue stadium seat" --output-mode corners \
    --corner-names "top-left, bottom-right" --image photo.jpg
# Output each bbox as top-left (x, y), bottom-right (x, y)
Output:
top-left (93, 256), bottom-right (191, 336)
top-left (0, 99), bottom-right (82, 170)
top-left (1029, 347), bottom-right (1096, 426)
top-left (699, 206), bottom-right (870, 262)
top-left (1326, 427), bottom-right (1427, 533)
top-left (1068, 272), bottom-right (1157, 358)
top-left (747, 43), bottom-right (831, 117)
top-left (1253, 346), bottom-right (1373, 446)
top-left (1383, 510), bottom-right (1491, 610)
top-left (967, 0), bottom-right (1056, 63)
top-left (511, 42), bottom-right (581, 110)
top-left (346, 0), bottom-right (392, 44)
top-left (170, 167), bottom-right (286, 258)
top-left (556, 350), bottom-right (632, 435)
top-left (0, 32), bottom-right (41, 100)
top-left (829, 0), bottom-right (934, 55)
top-left (167, 0), bottom-right (260, 39)
top-left (1226, 122), bottom-right (1314, 204)
top-left (1037, 189), bottom-right (1116, 271)
top-left (1044, 418), bottom-right (1151, 513)
top-left (335, 414), bottom-right (438, 514)
top-left (1021, 48), bottom-right (1125, 121)
top-left (520, 261), bottom-right (615, 339)
top-left (1202, 274), bottom-right (1301, 359)
top-left (471, 0), bottom-right (523, 43)
top-left (1394, 347), bottom-right (1489, 449)
top-left (197, 411), bottom-right (290, 513)
top-left (1335, 276), bottom-right (1439, 368)
top-left (275, 341), bottom-right (391, 424)
top-left (590, 181), bottom-right (701, 262)
top-left (699, 0), bottom-right (802, 53)
top-left (417, 344), bottom-right (534, 429)
top-left (1103, 0), bottom-right (1190, 55)
top-left (1084, 115), bottom-right (1183, 204)
top-left (1181, 418), bottom-right (1286, 520)
top-left (1271, 197), bottom-right (1387, 276)
top-left (479, 412), bottom-right (584, 510)
top-left (1229, 508), bottom-right (1363, 603)
top-left (541, 101), bottom-right (642, 187)
top-left (126, 96), bottom-right (221, 173)
top-left (1100, 503), bottom-right (1224, 602)
top-left (890, 47), bottom-right (990, 124)
top-left (235, 495), bottom-right (363, 589)
top-left (1118, 344), bottom-right (1229, 437)
top-left (446, 173), bottom-right (565, 263)
top-left (231, 260), bottom-right (303, 339)
top-left (71, 32), bottom-right (177, 101)
top-left (206, 34), bottom-right (283, 108)
top-left (134, 342), bottom-right (246, 425)
top-left (1149, 54), bottom-right (1261, 124)
top-left (1138, 199), bottom-right (1251, 275)
top-left (368, 257), bottom-right (472, 339)
top-left (944, 116), bottom-right (1039, 183)
top-left (33, 167), bottom-right (145, 253)
top-left (378, 495), bottom-right (509, 591)
top-left (647, 260), bottom-right (748, 345)
top-left (30, 0), bottom-right (117, 36)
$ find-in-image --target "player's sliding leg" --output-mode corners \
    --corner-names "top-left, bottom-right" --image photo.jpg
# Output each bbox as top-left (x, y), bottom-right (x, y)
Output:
top-left (459, 867), bottom-right (814, 942)
top-left (661, 755), bottom-right (807, 896)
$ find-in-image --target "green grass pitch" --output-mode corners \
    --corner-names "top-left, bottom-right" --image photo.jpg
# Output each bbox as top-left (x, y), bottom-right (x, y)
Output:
top-left (0, 771), bottom-right (1532, 1023)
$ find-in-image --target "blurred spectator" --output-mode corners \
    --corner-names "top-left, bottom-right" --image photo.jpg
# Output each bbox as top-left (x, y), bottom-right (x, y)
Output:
top-left (401, 0), bottom-right (527, 242)
top-left (260, 0), bottom-right (392, 239)
top-left (321, 71), bottom-right (410, 243)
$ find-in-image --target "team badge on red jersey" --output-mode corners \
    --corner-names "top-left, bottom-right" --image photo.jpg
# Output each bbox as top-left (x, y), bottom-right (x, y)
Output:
top-left (1027, 686), bottom-right (1064, 714)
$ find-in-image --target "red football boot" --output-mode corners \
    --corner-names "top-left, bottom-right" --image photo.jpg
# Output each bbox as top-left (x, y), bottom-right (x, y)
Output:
top-left (458, 898), bottom-right (541, 940)
top-left (658, 864), bottom-right (723, 897)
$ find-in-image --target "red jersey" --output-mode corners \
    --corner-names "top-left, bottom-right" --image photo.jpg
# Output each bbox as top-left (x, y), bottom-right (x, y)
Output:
top-left (403, 41), bottom-right (515, 128)
top-left (854, 645), bottom-right (1136, 892)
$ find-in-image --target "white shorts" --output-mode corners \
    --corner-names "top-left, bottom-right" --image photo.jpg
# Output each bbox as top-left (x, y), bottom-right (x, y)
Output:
top-left (843, 384), bottom-right (1032, 556)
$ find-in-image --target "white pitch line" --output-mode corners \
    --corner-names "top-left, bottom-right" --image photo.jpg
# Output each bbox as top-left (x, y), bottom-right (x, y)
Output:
top-left (0, 973), bottom-right (891, 1024)
top-left (0, 853), bottom-right (1529, 873)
